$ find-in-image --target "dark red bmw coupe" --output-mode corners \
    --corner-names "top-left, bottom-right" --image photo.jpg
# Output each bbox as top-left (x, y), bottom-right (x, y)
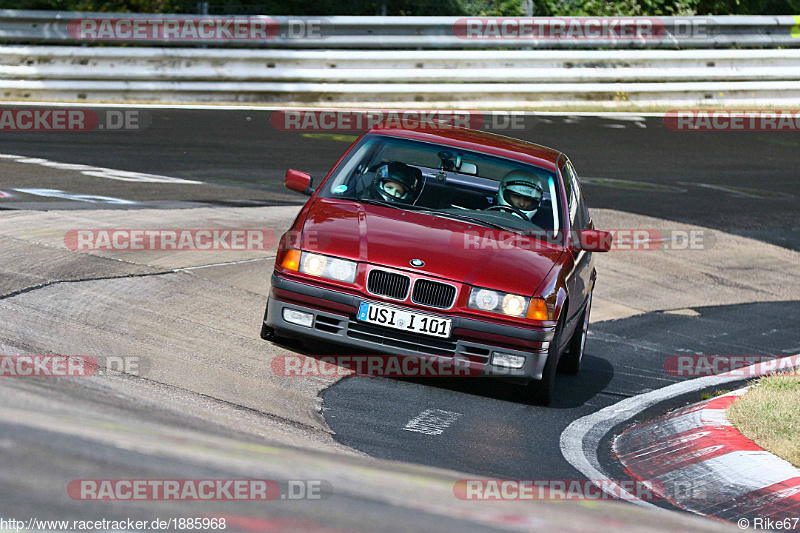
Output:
top-left (261, 123), bottom-right (610, 405)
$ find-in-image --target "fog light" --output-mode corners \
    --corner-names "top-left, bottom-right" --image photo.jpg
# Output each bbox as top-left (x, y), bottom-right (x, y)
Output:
top-left (283, 308), bottom-right (314, 328)
top-left (491, 352), bottom-right (525, 369)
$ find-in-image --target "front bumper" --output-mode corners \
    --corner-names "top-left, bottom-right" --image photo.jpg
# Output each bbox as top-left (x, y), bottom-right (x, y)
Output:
top-left (264, 273), bottom-right (554, 381)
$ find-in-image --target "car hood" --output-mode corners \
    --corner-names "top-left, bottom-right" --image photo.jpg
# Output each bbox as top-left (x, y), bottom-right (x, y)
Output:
top-left (300, 198), bottom-right (563, 296)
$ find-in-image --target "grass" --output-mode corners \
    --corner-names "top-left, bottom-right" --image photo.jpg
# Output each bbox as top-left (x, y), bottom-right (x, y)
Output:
top-left (727, 371), bottom-right (800, 468)
top-left (700, 389), bottom-right (732, 401)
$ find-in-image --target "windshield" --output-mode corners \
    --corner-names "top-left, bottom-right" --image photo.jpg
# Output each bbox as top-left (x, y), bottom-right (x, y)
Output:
top-left (317, 134), bottom-right (562, 233)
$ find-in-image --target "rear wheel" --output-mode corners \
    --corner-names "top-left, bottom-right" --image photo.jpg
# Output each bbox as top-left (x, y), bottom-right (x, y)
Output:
top-left (560, 293), bottom-right (592, 375)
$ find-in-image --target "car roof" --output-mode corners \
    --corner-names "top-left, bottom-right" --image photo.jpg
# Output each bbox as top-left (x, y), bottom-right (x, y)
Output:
top-left (368, 123), bottom-right (564, 171)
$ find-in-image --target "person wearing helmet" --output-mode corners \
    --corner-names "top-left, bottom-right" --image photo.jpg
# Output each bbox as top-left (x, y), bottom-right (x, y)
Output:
top-left (495, 169), bottom-right (544, 220)
top-left (370, 161), bottom-right (423, 204)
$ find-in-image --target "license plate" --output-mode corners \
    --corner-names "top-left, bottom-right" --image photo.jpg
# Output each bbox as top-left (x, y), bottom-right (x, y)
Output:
top-left (357, 301), bottom-right (452, 338)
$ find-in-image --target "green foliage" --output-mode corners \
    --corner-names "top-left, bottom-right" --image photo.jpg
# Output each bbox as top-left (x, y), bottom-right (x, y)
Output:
top-left (540, 0), bottom-right (697, 15)
top-left (700, 389), bottom-right (732, 400)
top-left (0, 0), bottom-right (194, 12)
top-left (459, 0), bottom-right (526, 16)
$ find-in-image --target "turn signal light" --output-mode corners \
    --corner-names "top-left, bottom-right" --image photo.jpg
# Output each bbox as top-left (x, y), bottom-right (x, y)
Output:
top-left (281, 249), bottom-right (301, 271)
top-left (526, 298), bottom-right (549, 321)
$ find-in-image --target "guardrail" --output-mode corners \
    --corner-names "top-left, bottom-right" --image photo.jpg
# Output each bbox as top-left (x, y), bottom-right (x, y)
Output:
top-left (1, 11), bottom-right (799, 107)
top-left (1, 46), bottom-right (799, 107)
top-left (5, 47), bottom-right (800, 83)
top-left (1, 10), bottom-right (799, 49)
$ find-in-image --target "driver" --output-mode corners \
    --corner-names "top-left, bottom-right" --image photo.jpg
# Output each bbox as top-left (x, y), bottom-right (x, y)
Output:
top-left (370, 162), bottom-right (423, 204)
top-left (496, 170), bottom-right (544, 220)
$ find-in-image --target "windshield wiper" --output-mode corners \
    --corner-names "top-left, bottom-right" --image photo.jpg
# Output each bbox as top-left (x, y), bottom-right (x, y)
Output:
top-left (348, 197), bottom-right (401, 210)
top-left (350, 197), bottom-right (432, 212)
top-left (424, 211), bottom-right (514, 232)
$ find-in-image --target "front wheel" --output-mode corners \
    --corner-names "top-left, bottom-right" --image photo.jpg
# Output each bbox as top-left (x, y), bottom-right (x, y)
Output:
top-left (560, 293), bottom-right (592, 375)
top-left (515, 313), bottom-right (564, 406)
top-left (260, 302), bottom-right (276, 340)
top-left (259, 301), bottom-right (304, 348)
top-left (260, 322), bottom-right (276, 341)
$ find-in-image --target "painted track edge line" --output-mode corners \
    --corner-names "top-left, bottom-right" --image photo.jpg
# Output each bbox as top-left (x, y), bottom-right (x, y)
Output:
top-left (559, 354), bottom-right (800, 510)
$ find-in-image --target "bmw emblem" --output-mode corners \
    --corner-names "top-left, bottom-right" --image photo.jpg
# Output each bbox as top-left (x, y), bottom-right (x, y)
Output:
top-left (410, 259), bottom-right (425, 267)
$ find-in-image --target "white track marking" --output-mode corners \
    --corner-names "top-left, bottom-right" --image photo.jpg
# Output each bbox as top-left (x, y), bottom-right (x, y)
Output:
top-left (13, 188), bottom-right (135, 205)
top-left (603, 115), bottom-right (648, 122)
top-left (559, 355), bottom-right (800, 509)
top-left (403, 409), bottom-right (462, 436)
top-left (658, 450), bottom-right (799, 498)
top-left (0, 153), bottom-right (201, 184)
top-left (179, 257), bottom-right (274, 271)
top-left (699, 408), bottom-right (733, 426)
top-left (686, 182), bottom-right (794, 200)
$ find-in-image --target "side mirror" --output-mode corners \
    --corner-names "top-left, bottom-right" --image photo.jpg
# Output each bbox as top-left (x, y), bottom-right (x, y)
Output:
top-left (285, 169), bottom-right (314, 196)
top-left (576, 229), bottom-right (612, 252)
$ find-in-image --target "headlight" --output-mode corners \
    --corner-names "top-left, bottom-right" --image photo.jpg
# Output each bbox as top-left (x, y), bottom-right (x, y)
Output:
top-left (299, 252), bottom-right (358, 283)
top-left (303, 253), bottom-right (327, 276)
top-left (502, 294), bottom-right (526, 316)
top-left (468, 287), bottom-right (529, 317)
top-left (472, 289), bottom-right (499, 310)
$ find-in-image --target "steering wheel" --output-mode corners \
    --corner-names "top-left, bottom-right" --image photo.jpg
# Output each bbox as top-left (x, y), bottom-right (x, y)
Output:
top-left (485, 204), bottom-right (529, 220)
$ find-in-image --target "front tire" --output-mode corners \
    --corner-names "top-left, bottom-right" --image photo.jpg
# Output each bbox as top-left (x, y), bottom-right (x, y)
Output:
top-left (560, 293), bottom-right (592, 375)
top-left (260, 302), bottom-right (276, 340)
top-left (260, 322), bottom-right (276, 341)
top-left (259, 301), bottom-right (303, 349)
top-left (516, 313), bottom-right (564, 406)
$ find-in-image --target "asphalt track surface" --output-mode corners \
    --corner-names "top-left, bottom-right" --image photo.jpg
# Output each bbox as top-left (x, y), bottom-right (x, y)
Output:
top-left (0, 107), bottom-right (798, 249)
top-left (321, 301), bottom-right (800, 486)
top-left (1, 105), bottom-right (798, 530)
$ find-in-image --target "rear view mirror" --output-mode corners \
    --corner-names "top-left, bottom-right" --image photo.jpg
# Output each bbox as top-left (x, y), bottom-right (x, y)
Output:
top-left (577, 229), bottom-right (612, 252)
top-left (459, 162), bottom-right (478, 175)
top-left (285, 169), bottom-right (314, 196)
